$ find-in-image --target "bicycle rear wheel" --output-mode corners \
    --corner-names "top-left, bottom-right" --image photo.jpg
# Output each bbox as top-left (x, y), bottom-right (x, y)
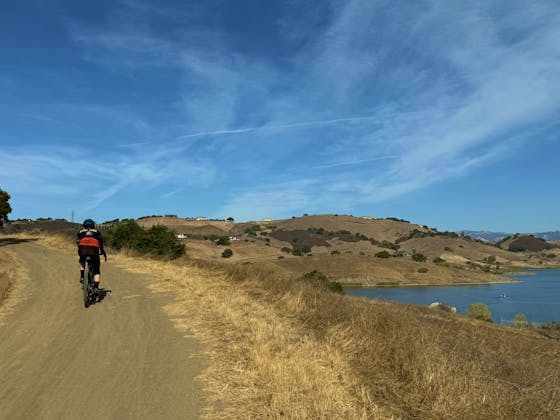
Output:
top-left (83, 260), bottom-right (91, 308)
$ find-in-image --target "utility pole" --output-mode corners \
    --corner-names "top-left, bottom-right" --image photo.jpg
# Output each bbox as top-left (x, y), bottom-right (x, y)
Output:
top-left (71, 210), bottom-right (75, 223)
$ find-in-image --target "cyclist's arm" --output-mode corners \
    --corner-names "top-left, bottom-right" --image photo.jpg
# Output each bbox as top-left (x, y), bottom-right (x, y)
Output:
top-left (98, 233), bottom-right (107, 260)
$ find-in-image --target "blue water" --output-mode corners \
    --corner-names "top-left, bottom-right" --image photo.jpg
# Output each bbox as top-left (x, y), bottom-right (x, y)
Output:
top-left (346, 269), bottom-right (560, 325)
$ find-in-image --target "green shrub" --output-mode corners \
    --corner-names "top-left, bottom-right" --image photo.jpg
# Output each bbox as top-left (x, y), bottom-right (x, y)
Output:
top-left (139, 224), bottom-right (186, 259)
top-left (245, 225), bottom-right (262, 234)
top-left (298, 270), bottom-right (344, 294)
top-left (433, 257), bottom-right (449, 267)
top-left (483, 255), bottom-right (496, 264)
top-left (281, 247), bottom-right (292, 254)
top-left (467, 303), bottom-right (492, 322)
top-left (412, 253), bottom-right (427, 262)
top-left (103, 219), bottom-right (144, 250)
top-left (418, 267), bottom-right (429, 273)
top-left (104, 220), bottom-right (185, 259)
top-left (357, 233), bottom-right (369, 241)
top-left (292, 244), bottom-right (312, 256)
top-left (221, 248), bottom-right (233, 258)
top-left (379, 240), bottom-right (400, 250)
top-left (375, 250), bottom-right (391, 258)
top-left (215, 236), bottom-right (231, 246)
top-left (513, 313), bottom-right (533, 329)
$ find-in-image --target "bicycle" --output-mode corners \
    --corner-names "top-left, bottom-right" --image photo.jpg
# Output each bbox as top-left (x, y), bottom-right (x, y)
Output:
top-left (82, 255), bottom-right (110, 308)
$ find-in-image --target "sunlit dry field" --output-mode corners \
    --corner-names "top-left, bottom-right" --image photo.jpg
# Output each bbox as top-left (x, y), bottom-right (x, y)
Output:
top-left (4, 233), bottom-right (560, 419)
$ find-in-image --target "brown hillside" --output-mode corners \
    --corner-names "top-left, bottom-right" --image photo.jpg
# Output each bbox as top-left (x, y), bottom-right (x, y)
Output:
top-left (272, 253), bottom-right (505, 286)
top-left (138, 215), bottom-right (560, 284)
top-left (269, 229), bottom-right (330, 247)
top-left (397, 236), bottom-right (527, 264)
top-left (508, 235), bottom-right (555, 252)
top-left (2, 219), bottom-right (80, 237)
top-left (272, 214), bottom-right (429, 243)
top-left (136, 217), bottom-right (232, 236)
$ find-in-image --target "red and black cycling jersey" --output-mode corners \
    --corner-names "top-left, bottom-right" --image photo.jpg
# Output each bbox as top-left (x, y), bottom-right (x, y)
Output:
top-left (77, 228), bottom-right (105, 252)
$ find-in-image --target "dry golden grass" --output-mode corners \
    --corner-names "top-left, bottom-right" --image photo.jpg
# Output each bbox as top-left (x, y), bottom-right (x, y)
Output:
top-left (0, 240), bottom-right (31, 326)
top-left (110, 254), bottom-right (560, 418)
top-left (0, 248), bottom-right (15, 305)
top-left (111, 255), bottom-right (389, 419)
top-left (9, 233), bottom-right (560, 418)
top-left (219, 265), bottom-right (560, 419)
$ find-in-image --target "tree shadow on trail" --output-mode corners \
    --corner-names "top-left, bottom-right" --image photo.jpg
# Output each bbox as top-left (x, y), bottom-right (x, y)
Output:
top-left (0, 237), bottom-right (39, 247)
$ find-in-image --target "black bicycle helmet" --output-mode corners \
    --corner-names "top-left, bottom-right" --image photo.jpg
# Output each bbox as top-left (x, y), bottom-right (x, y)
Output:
top-left (82, 219), bottom-right (95, 229)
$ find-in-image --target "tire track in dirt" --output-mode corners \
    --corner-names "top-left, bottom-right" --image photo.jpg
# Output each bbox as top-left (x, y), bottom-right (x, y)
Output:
top-left (0, 239), bottom-right (206, 420)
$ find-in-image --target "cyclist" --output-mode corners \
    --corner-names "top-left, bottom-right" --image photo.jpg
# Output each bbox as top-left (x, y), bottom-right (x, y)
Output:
top-left (77, 219), bottom-right (107, 290)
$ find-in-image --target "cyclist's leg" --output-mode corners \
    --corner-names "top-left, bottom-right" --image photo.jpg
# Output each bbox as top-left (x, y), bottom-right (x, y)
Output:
top-left (79, 246), bottom-right (98, 284)
top-left (92, 256), bottom-right (101, 288)
top-left (78, 257), bottom-right (86, 282)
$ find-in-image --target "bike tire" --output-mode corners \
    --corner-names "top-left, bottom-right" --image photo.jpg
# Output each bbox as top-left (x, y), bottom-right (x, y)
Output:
top-left (83, 259), bottom-right (91, 308)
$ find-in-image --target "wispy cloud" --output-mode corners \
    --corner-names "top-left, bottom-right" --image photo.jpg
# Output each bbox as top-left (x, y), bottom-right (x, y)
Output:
top-left (214, 1), bottom-right (560, 217)
top-left (11, 0), bottom-right (558, 222)
top-left (0, 141), bottom-right (217, 217)
top-left (218, 180), bottom-right (316, 221)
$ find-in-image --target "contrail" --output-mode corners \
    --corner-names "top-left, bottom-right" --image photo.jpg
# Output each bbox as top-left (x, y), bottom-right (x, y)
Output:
top-left (313, 155), bottom-right (400, 169)
top-left (179, 127), bottom-right (258, 139)
top-left (178, 115), bottom-right (378, 139)
top-left (274, 115), bottom-right (378, 130)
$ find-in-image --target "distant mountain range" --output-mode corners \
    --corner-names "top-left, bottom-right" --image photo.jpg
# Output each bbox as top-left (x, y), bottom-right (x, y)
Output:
top-left (459, 230), bottom-right (560, 243)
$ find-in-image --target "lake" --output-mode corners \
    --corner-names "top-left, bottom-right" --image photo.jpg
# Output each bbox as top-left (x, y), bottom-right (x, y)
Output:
top-left (346, 269), bottom-right (560, 325)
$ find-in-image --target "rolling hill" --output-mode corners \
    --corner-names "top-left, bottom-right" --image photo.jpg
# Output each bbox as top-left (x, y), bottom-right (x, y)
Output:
top-left (4, 215), bottom-right (558, 286)
top-left (461, 230), bottom-right (560, 242)
top-left (117, 214), bottom-right (560, 286)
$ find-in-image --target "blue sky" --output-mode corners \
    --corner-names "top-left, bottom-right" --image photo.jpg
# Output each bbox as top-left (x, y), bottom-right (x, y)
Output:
top-left (1, 0), bottom-right (559, 232)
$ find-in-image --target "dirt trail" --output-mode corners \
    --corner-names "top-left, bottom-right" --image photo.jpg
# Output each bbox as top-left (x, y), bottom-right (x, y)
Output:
top-left (0, 239), bottom-right (206, 420)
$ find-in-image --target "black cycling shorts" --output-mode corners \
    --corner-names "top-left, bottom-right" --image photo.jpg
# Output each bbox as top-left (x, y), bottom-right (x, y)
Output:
top-left (78, 246), bottom-right (101, 275)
